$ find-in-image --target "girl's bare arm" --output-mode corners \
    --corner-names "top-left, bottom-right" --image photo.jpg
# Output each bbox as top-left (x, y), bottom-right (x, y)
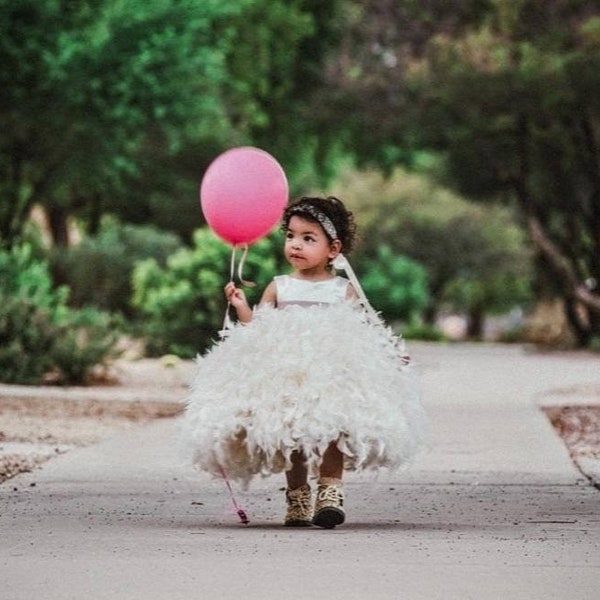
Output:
top-left (259, 280), bottom-right (277, 307)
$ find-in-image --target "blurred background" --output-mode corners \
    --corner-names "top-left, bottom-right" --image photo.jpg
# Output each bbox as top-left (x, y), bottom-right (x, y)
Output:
top-left (2, 0), bottom-right (599, 385)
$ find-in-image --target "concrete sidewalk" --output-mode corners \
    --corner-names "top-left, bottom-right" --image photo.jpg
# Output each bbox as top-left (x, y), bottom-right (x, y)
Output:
top-left (1, 343), bottom-right (599, 600)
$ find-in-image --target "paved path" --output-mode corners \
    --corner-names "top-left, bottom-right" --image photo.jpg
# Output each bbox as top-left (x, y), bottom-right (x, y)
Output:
top-left (1, 343), bottom-right (599, 599)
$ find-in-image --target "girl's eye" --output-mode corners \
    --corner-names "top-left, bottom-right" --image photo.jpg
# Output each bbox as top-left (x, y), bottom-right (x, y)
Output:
top-left (304, 236), bottom-right (315, 243)
top-left (285, 232), bottom-right (293, 239)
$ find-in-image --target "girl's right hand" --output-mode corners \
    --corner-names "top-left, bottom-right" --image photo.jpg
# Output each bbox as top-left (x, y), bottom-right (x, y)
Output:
top-left (225, 282), bottom-right (247, 308)
top-left (225, 282), bottom-right (253, 323)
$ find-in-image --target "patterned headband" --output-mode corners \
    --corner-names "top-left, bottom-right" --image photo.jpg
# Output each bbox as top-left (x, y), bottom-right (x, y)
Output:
top-left (287, 204), bottom-right (338, 240)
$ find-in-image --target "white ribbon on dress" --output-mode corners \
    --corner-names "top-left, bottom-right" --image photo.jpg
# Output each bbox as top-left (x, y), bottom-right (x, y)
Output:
top-left (333, 253), bottom-right (410, 366)
top-left (332, 254), bottom-right (380, 324)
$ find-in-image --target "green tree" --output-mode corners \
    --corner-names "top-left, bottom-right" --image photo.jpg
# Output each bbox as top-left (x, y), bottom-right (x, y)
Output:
top-left (326, 0), bottom-right (600, 346)
top-left (0, 0), bottom-right (346, 247)
top-left (121, 0), bottom-right (347, 241)
top-left (0, 0), bottom-right (237, 245)
top-left (226, 0), bottom-right (346, 190)
top-left (440, 218), bottom-right (533, 338)
top-left (335, 168), bottom-right (532, 335)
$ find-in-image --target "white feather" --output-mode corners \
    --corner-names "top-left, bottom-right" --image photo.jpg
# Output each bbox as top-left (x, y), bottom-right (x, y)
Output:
top-left (179, 303), bottom-right (427, 485)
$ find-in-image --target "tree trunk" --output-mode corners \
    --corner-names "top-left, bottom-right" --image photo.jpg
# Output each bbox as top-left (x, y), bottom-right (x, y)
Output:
top-left (0, 155), bottom-right (31, 248)
top-left (47, 205), bottom-right (70, 247)
top-left (563, 298), bottom-right (591, 347)
top-left (590, 310), bottom-right (600, 340)
top-left (527, 215), bottom-right (600, 314)
top-left (466, 303), bottom-right (485, 340)
top-left (86, 194), bottom-right (103, 236)
top-left (422, 303), bottom-right (437, 325)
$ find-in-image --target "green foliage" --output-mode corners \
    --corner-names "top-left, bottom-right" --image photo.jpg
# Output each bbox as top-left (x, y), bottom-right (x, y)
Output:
top-left (0, 0), bottom-right (346, 245)
top-left (443, 265), bottom-right (531, 317)
top-left (0, 296), bottom-right (57, 384)
top-left (334, 167), bottom-right (533, 330)
top-left (0, 0), bottom-right (243, 243)
top-left (50, 307), bottom-right (119, 385)
top-left (329, 0), bottom-right (600, 345)
top-left (50, 217), bottom-right (181, 315)
top-left (0, 245), bottom-right (117, 384)
top-left (358, 246), bottom-right (428, 322)
top-left (0, 244), bottom-right (69, 316)
top-left (225, 0), bottom-right (347, 191)
top-left (132, 228), bottom-right (284, 357)
top-left (401, 321), bottom-right (448, 342)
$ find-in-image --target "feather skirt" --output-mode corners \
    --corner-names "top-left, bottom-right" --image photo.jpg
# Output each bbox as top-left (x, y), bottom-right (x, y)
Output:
top-left (180, 303), bottom-right (427, 485)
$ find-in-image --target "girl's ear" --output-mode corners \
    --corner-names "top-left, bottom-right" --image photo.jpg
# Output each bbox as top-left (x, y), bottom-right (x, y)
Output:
top-left (328, 239), bottom-right (342, 259)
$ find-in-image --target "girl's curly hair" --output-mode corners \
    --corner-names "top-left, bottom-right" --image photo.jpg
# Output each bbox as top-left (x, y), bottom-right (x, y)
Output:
top-left (281, 196), bottom-right (357, 255)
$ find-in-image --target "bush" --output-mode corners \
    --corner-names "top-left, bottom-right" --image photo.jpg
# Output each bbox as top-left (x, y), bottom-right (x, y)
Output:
top-left (401, 321), bottom-right (448, 342)
top-left (49, 308), bottom-right (120, 384)
top-left (0, 244), bottom-right (118, 384)
top-left (50, 217), bottom-right (182, 316)
top-left (0, 296), bottom-right (58, 384)
top-left (132, 228), bottom-right (284, 357)
top-left (357, 245), bottom-right (429, 322)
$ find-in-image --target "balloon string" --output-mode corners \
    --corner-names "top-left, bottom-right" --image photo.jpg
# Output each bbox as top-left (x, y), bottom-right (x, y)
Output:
top-left (219, 465), bottom-right (249, 524)
top-left (221, 244), bottom-right (255, 336)
top-left (237, 244), bottom-right (255, 288)
top-left (229, 244), bottom-right (237, 282)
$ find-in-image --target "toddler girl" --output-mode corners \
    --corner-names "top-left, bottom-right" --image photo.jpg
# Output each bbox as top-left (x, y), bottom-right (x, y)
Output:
top-left (181, 196), bottom-right (426, 528)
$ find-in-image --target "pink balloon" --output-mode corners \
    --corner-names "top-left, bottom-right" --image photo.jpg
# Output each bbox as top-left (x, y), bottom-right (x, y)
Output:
top-left (200, 147), bottom-right (289, 245)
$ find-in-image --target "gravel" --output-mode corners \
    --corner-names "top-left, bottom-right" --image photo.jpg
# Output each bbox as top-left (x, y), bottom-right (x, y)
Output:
top-left (0, 358), bottom-right (193, 483)
top-left (545, 405), bottom-right (600, 487)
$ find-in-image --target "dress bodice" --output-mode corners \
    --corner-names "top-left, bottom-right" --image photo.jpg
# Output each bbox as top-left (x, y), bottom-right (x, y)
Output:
top-left (274, 275), bottom-right (349, 308)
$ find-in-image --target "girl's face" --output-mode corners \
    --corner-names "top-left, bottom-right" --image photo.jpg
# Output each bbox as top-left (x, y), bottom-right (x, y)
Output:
top-left (284, 215), bottom-right (341, 277)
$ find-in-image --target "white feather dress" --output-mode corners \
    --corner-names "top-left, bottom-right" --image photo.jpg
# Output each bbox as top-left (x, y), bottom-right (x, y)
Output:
top-left (180, 275), bottom-right (427, 485)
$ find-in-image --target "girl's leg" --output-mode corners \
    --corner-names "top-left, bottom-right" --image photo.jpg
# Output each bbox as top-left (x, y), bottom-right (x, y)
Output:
top-left (286, 450), bottom-right (308, 489)
top-left (314, 441), bottom-right (345, 529)
top-left (319, 442), bottom-right (343, 479)
top-left (284, 450), bottom-right (311, 527)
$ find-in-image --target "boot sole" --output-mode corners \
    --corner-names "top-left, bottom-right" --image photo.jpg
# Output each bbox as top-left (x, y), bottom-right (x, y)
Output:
top-left (312, 507), bottom-right (345, 529)
top-left (284, 519), bottom-right (312, 527)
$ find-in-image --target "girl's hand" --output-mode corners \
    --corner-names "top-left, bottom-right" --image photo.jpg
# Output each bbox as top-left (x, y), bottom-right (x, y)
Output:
top-left (225, 282), bottom-right (253, 323)
top-left (225, 282), bottom-right (248, 308)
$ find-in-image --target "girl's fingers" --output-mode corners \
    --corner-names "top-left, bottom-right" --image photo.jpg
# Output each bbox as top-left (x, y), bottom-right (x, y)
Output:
top-left (225, 283), bottom-right (245, 304)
